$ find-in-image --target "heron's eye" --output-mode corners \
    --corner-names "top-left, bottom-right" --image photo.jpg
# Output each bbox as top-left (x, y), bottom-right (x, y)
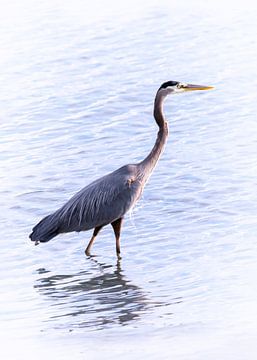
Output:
top-left (177, 83), bottom-right (184, 89)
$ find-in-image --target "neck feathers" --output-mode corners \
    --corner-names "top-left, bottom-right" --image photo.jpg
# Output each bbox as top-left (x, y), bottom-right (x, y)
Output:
top-left (139, 91), bottom-right (169, 180)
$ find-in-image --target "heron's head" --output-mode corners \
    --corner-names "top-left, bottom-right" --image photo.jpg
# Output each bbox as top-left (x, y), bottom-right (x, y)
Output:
top-left (158, 81), bottom-right (214, 96)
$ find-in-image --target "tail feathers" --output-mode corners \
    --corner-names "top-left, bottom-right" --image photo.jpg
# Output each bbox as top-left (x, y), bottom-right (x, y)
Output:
top-left (30, 213), bottom-right (60, 244)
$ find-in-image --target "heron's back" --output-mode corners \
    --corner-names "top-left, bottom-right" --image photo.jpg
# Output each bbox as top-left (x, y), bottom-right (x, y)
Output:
top-left (30, 164), bottom-right (143, 243)
top-left (56, 164), bottom-right (143, 232)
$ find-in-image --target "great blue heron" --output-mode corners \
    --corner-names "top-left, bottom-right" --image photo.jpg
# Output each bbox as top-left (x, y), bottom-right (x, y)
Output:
top-left (30, 81), bottom-right (213, 257)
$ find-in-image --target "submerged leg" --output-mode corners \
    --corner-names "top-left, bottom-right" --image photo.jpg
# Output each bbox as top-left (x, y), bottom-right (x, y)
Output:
top-left (111, 218), bottom-right (123, 257)
top-left (85, 225), bottom-right (103, 256)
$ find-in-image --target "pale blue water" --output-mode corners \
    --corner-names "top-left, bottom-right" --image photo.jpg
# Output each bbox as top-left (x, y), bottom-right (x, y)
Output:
top-left (1, 0), bottom-right (257, 359)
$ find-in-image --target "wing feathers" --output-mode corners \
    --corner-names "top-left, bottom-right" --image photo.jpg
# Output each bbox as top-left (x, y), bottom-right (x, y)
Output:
top-left (55, 165), bottom-right (142, 232)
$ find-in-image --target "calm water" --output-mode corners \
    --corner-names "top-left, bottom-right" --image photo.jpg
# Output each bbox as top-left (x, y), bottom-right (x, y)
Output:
top-left (1, 0), bottom-right (257, 358)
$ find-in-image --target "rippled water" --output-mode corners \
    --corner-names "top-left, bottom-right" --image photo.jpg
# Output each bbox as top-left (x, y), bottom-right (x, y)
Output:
top-left (1, 0), bottom-right (257, 358)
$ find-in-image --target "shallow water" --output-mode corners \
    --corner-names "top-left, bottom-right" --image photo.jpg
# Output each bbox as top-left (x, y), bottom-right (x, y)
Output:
top-left (1, 0), bottom-right (257, 359)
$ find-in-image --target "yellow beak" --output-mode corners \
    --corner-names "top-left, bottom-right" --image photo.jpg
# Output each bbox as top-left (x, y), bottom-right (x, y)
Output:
top-left (183, 84), bottom-right (214, 91)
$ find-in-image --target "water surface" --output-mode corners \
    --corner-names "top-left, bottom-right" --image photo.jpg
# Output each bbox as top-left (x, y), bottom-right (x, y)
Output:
top-left (1, 0), bottom-right (257, 359)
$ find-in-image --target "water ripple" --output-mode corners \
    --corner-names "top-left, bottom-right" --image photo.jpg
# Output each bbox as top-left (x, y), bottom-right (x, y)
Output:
top-left (1, 1), bottom-right (257, 358)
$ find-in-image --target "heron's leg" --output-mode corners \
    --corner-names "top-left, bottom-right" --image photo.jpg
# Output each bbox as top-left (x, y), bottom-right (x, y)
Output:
top-left (85, 225), bottom-right (103, 256)
top-left (111, 218), bottom-right (123, 257)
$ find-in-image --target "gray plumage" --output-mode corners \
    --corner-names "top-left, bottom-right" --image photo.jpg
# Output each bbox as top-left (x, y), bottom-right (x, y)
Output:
top-left (31, 165), bottom-right (143, 240)
top-left (30, 81), bottom-right (213, 256)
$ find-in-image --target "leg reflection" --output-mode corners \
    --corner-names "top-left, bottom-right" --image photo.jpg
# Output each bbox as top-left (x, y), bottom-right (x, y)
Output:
top-left (34, 259), bottom-right (149, 329)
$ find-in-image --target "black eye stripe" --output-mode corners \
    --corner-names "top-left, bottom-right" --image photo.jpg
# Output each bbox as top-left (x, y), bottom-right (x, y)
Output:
top-left (159, 81), bottom-right (179, 90)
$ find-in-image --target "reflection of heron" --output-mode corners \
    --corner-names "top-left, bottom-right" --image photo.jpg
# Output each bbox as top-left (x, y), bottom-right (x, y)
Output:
top-left (30, 81), bottom-right (213, 256)
top-left (34, 261), bottom-right (149, 328)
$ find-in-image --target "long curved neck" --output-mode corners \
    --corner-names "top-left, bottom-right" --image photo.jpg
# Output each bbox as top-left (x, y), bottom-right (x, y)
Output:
top-left (139, 91), bottom-right (169, 178)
